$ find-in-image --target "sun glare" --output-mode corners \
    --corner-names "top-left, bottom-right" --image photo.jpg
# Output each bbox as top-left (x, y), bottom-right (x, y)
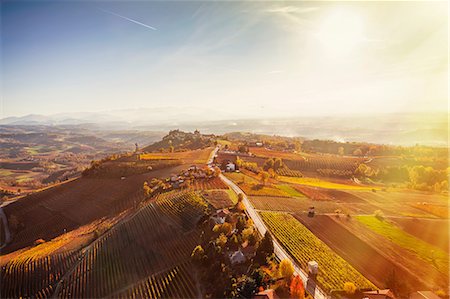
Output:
top-left (316, 9), bottom-right (365, 55)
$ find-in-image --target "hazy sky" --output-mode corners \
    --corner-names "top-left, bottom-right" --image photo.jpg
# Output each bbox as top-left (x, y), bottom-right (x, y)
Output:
top-left (1, 1), bottom-right (448, 118)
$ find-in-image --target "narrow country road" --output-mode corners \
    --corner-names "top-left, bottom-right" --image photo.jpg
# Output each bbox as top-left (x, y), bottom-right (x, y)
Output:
top-left (212, 146), bottom-right (328, 299)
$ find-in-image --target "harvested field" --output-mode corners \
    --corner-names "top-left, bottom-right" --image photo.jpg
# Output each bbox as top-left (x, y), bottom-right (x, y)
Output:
top-left (295, 214), bottom-right (426, 291)
top-left (202, 189), bottom-right (234, 209)
top-left (336, 216), bottom-right (449, 292)
top-left (2, 164), bottom-right (186, 253)
top-left (411, 203), bottom-right (448, 218)
top-left (189, 177), bottom-right (229, 191)
top-left (293, 185), bottom-right (335, 201)
top-left (349, 190), bottom-right (448, 218)
top-left (249, 147), bottom-right (305, 160)
top-left (140, 148), bottom-right (213, 164)
top-left (389, 217), bottom-right (449, 252)
top-left (356, 216), bottom-right (449, 279)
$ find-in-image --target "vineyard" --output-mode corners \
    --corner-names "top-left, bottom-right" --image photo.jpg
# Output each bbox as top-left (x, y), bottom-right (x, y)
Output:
top-left (156, 191), bottom-right (209, 231)
top-left (202, 189), bottom-right (235, 209)
top-left (1, 250), bottom-right (81, 298)
top-left (113, 262), bottom-right (198, 299)
top-left (249, 196), bottom-right (307, 212)
top-left (1, 190), bottom-right (206, 298)
top-left (189, 176), bottom-right (229, 190)
top-left (260, 212), bottom-right (376, 292)
top-left (277, 167), bottom-right (303, 177)
top-left (283, 155), bottom-right (362, 173)
top-left (3, 176), bottom-right (147, 253)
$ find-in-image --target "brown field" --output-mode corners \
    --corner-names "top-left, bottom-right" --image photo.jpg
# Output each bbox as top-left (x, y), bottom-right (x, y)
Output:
top-left (295, 214), bottom-right (427, 292)
top-left (249, 147), bottom-right (306, 160)
top-left (140, 147), bottom-right (213, 164)
top-left (334, 216), bottom-right (449, 292)
top-left (202, 189), bottom-right (234, 209)
top-left (2, 163), bottom-right (187, 253)
top-left (1, 190), bottom-right (204, 298)
top-left (348, 190), bottom-right (448, 218)
top-left (189, 176), bottom-right (229, 191)
top-left (389, 217), bottom-right (449, 252)
top-left (240, 184), bottom-right (289, 197)
top-left (410, 203), bottom-right (449, 218)
top-left (292, 185), bottom-right (335, 201)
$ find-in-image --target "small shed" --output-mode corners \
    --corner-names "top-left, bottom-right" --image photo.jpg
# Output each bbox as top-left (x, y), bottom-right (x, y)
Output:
top-left (226, 162), bottom-right (236, 172)
top-left (308, 261), bottom-right (318, 275)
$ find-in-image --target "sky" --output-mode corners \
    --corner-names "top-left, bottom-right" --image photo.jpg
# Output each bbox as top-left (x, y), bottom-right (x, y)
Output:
top-left (1, 1), bottom-right (448, 119)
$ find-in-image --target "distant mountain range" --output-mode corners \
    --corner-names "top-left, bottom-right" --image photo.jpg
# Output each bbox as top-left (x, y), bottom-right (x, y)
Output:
top-left (1, 110), bottom-right (447, 147)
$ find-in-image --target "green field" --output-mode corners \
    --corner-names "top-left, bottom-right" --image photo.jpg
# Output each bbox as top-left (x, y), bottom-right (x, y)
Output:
top-left (356, 216), bottom-right (449, 276)
top-left (276, 184), bottom-right (306, 197)
top-left (261, 211), bottom-right (376, 292)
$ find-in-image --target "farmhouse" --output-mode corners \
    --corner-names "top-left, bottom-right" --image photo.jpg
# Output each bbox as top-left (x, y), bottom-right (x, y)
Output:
top-left (211, 208), bottom-right (231, 224)
top-left (226, 162), bottom-right (236, 172)
top-left (229, 250), bottom-right (246, 264)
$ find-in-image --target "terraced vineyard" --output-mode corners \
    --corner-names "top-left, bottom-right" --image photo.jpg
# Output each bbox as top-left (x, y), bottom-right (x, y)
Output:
top-left (113, 262), bottom-right (198, 299)
top-left (284, 155), bottom-right (362, 173)
top-left (1, 250), bottom-right (81, 298)
top-left (1, 190), bottom-right (206, 298)
top-left (260, 212), bottom-right (376, 292)
top-left (157, 191), bottom-right (209, 230)
top-left (277, 167), bottom-right (303, 177)
top-left (56, 198), bottom-right (202, 298)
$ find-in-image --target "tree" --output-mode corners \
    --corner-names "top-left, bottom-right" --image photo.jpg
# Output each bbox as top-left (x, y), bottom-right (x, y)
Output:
top-left (263, 159), bottom-right (274, 171)
top-left (238, 145), bottom-right (249, 153)
top-left (236, 216), bottom-right (247, 232)
top-left (242, 227), bottom-right (254, 241)
top-left (279, 259), bottom-right (294, 280)
top-left (143, 181), bottom-right (152, 197)
top-left (343, 282), bottom-right (356, 294)
top-left (273, 158), bottom-right (283, 171)
top-left (374, 210), bottom-right (385, 221)
top-left (255, 231), bottom-right (274, 265)
top-left (191, 245), bottom-right (205, 264)
top-left (268, 168), bottom-right (277, 179)
top-left (217, 233), bottom-right (228, 248)
top-left (353, 148), bottom-right (363, 156)
top-left (238, 193), bottom-right (244, 202)
top-left (290, 276), bottom-right (305, 299)
top-left (259, 171), bottom-right (269, 185)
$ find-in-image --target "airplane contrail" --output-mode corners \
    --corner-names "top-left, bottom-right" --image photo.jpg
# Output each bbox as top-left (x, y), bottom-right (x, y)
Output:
top-left (100, 8), bottom-right (157, 31)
